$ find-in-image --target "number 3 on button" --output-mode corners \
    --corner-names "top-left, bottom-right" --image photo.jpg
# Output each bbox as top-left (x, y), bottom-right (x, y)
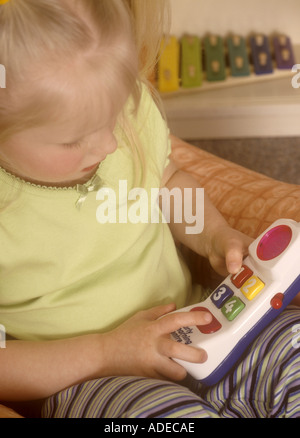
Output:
top-left (221, 297), bottom-right (245, 321)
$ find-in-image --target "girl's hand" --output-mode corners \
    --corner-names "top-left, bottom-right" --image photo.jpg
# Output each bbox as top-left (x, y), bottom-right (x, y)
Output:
top-left (101, 303), bottom-right (212, 381)
top-left (205, 225), bottom-right (254, 277)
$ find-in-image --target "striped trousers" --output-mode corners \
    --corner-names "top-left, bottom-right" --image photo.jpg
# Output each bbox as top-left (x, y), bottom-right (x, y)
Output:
top-left (41, 307), bottom-right (300, 418)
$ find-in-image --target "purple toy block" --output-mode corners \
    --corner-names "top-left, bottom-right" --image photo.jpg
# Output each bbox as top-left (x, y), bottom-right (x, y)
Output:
top-left (250, 34), bottom-right (273, 75)
top-left (273, 35), bottom-right (295, 69)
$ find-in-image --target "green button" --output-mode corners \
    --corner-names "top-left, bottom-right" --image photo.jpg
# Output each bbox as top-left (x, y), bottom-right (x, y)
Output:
top-left (221, 297), bottom-right (245, 321)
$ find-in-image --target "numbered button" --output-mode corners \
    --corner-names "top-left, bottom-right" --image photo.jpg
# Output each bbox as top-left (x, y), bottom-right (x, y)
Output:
top-left (221, 297), bottom-right (245, 321)
top-left (241, 276), bottom-right (265, 301)
top-left (210, 285), bottom-right (234, 309)
top-left (231, 265), bottom-right (253, 288)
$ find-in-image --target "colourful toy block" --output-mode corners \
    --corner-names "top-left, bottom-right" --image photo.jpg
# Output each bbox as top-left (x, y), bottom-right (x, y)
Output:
top-left (227, 35), bottom-right (250, 77)
top-left (273, 35), bottom-right (296, 69)
top-left (250, 34), bottom-right (273, 75)
top-left (158, 36), bottom-right (180, 93)
top-left (181, 35), bottom-right (203, 88)
top-left (204, 35), bottom-right (226, 82)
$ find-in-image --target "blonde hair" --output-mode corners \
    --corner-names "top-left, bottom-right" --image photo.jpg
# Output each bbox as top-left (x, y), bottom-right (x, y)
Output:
top-left (0, 0), bottom-right (170, 185)
top-left (122, 0), bottom-right (171, 186)
top-left (124, 0), bottom-right (171, 82)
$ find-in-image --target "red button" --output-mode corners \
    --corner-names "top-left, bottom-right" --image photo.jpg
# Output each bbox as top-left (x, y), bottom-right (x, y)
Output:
top-left (191, 307), bottom-right (222, 334)
top-left (231, 265), bottom-right (253, 288)
top-left (270, 293), bottom-right (284, 309)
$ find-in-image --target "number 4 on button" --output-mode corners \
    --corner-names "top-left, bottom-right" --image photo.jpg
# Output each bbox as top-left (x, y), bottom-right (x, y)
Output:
top-left (221, 297), bottom-right (245, 321)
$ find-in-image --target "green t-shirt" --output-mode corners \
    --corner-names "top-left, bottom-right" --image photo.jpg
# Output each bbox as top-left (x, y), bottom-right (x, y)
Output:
top-left (0, 86), bottom-right (198, 341)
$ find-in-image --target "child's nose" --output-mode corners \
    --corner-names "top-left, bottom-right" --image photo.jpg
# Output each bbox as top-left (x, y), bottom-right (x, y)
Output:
top-left (88, 132), bottom-right (118, 157)
top-left (104, 135), bottom-right (118, 155)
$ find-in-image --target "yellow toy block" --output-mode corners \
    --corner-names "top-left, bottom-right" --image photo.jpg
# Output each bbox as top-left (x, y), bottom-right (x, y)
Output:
top-left (158, 36), bottom-right (180, 93)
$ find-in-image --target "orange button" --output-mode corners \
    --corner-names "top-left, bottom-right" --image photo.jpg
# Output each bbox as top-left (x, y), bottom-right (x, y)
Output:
top-left (191, 307), bottom-right (222, 334)
top-left (270, 293), bottom-right (284, 309)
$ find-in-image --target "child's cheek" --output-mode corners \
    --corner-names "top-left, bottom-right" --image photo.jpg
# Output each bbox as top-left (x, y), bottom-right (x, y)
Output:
top-left (50, 150), bottom-right (84, 175)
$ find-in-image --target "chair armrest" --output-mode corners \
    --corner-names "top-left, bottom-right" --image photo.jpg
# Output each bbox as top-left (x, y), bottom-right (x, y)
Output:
top-left (171, 135), bottom-right (300, 239)
top-left (171, 135), bottom-right (300, 288)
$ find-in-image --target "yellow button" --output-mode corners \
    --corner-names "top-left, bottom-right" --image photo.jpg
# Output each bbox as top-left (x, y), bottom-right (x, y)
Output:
top-left (241, 276), bottom-right (265, 301)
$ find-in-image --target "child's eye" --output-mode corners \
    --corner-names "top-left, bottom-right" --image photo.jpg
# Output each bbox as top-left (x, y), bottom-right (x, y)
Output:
top-left (62, 141), bottom-right (81, 149)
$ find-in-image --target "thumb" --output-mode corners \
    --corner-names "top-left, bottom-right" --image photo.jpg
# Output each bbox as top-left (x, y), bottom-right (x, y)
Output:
top-left (226, 246), bottom-right (244, 274)
top-left (224, 235), bottom-right (249, 274)
top-left (224, 231), bottom-right (253, 274)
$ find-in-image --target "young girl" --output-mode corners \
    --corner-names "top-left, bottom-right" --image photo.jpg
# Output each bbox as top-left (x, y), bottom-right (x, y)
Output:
top-left (0, 0), bottom-right (299, 419)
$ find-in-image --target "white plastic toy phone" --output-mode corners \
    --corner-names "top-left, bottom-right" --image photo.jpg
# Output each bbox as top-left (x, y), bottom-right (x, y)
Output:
top-left (170, 219), bottom-right (300, 385)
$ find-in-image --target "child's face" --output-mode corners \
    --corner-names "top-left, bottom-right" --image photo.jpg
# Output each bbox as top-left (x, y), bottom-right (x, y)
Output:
top-left (0, 102), bottom-right (119, 187)
top-left (0, 54), bottom-right (133, 187)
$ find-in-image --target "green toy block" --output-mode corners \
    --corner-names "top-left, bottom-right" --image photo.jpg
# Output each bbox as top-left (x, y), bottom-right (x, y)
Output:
top-left (204, 35), bottom-right (226, 82)
top-left (181, 35), bottom-right (203, 88)
top-left (227, 35), bottom-right (250, 77)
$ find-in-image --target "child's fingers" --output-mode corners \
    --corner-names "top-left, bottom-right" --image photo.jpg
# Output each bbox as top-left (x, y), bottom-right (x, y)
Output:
top-left (158, 337), bottom-right (208, 364)
top-left (149, 358), bottom-right (187, 382)
top-left (157, 310), bottom-right (212, 335)
top-left (155, 358), bottom-right (188, 382)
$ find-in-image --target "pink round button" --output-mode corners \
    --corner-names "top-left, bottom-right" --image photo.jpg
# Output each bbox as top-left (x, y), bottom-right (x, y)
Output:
top-left (257, 225), bottom-right (292, 261)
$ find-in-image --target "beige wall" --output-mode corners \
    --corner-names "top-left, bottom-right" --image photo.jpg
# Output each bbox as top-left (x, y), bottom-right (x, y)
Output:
top-left (170, 0), bottom-right (300, 44)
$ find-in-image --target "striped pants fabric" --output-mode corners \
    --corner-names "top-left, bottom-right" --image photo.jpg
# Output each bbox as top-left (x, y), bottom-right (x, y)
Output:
top-left (41, 306), bottom-right (300, 418)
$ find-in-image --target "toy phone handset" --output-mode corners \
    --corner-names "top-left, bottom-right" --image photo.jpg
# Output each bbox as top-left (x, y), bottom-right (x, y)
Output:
top-left (170, 219), bottom-right (300, 385)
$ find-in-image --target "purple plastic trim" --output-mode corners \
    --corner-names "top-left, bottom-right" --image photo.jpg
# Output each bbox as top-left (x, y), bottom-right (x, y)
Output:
top-left (200, 274), bottom-right (300, 386)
